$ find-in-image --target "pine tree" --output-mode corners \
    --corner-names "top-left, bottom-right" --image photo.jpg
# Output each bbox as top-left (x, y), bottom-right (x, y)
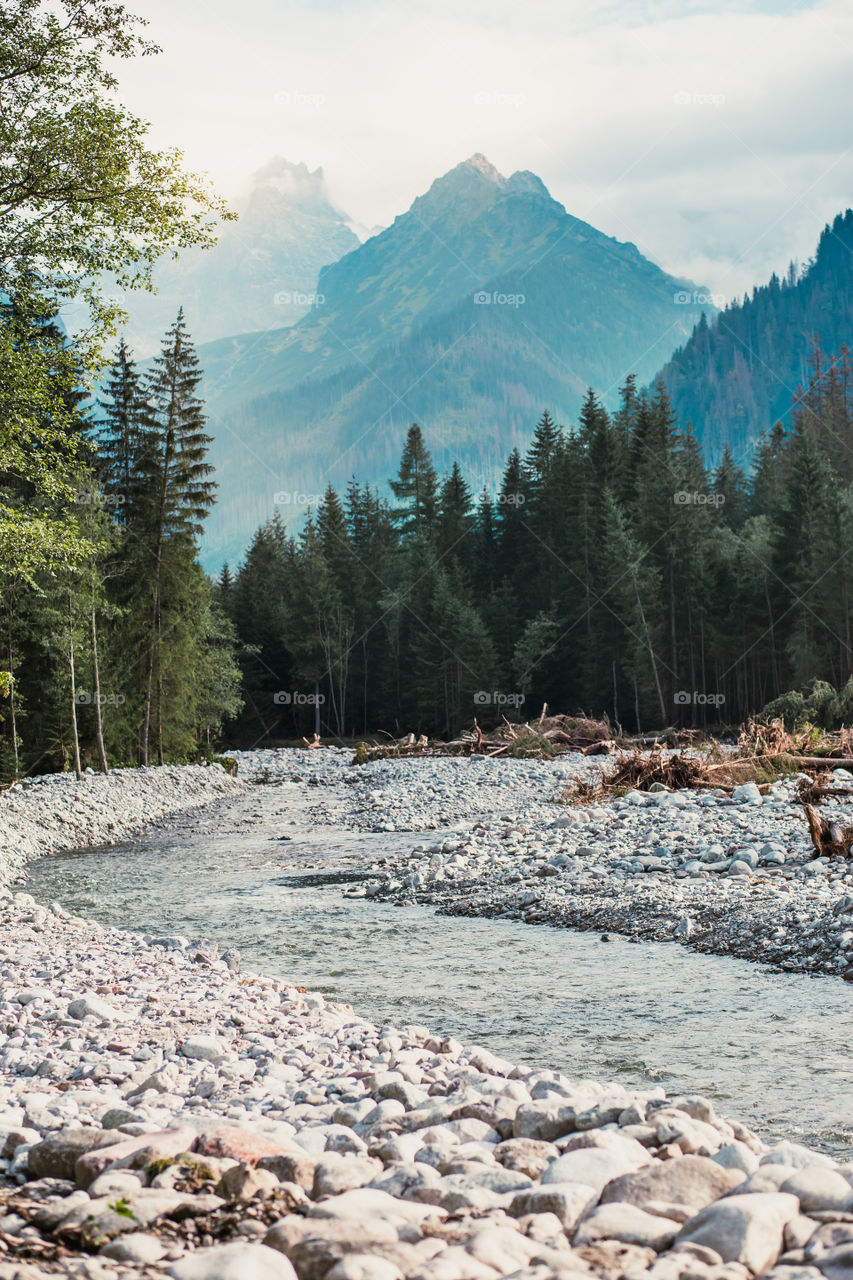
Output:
top-left (140, 310), bottom-right (216, 763)
top-left (390, 425), bottom-right (438, 540)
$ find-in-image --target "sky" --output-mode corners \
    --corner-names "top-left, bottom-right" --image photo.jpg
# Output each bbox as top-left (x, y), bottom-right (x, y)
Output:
top-left (112, 0), bottom-right (853, 302)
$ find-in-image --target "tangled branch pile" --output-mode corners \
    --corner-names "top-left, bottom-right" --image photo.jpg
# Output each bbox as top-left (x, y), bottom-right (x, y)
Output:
top-left (567, 745), bottom-right (805, 804)
top-left (352, 711), bottom-right (618, 764)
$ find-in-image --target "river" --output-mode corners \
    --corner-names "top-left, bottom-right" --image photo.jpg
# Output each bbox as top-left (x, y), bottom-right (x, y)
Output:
top-left (25, 782), bottom-right (853, 1156)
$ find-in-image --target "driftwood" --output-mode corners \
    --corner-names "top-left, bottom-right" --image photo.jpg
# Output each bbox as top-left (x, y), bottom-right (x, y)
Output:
top-left (803, 802), bottom-right (853, 859)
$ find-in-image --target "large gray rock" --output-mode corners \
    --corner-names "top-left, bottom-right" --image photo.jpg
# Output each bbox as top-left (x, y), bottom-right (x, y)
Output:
top-left (313, 1153), bottom-right (383, 1199)
top-left (780, 1167), bottom-right (853, 1213)
top-left (508, 1181), bottom-right (597, 1230)
top-left (574, 1202), bottom-right (680, 1250)
top-left (180, 1034), bottom-right (227, 1062)
top-left (542, 1144), bottom-right (648, 1194)
top-left (27, 1128), bottom-right (123, 1180)
top-left (307, 1187), bottom-right (443, 1227)
top-left (814, 1244), bottom-right (853, 1280)
top-left (264, 1218), bottom-right (418, 1280)
top-left (761, 1141), bottom-right (836, 1170)
top-left (600, 1154), bottom-right (742, 1215)
top-left (512, 1101), bottom-right (578, 1141)
top-left (101, 1233), bottom-right (168, 1263)
top-left (167, 1242), bottom-right (297, 1279)
top-left (66, 993), bottom-right (121, 1022)
top-left (676, 1191), bottom-right (799, 1272)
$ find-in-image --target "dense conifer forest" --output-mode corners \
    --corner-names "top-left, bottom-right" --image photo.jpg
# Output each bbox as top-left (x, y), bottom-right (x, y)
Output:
top-left (219, 345), bottom-right (853, 745)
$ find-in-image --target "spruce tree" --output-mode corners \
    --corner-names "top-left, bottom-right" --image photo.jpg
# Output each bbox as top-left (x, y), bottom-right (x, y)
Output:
top-left (390, 425), bottom-right (438, 540)
top-left (140, 310), bottom-right (217, 763)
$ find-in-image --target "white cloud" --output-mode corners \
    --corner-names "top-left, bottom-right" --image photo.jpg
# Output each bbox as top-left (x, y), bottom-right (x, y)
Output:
top-left (113, 0), bottom-right (853, 299)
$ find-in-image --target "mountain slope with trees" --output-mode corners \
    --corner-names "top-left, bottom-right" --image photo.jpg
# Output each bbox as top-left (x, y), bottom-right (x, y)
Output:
top-left (656, 210), bottom-right (853, 465)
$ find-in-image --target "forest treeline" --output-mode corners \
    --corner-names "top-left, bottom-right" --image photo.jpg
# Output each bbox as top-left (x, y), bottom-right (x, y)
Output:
top-left (0, 309), bottom-right (242, 781)
top-left (222, 344), bottom-right (853, 744)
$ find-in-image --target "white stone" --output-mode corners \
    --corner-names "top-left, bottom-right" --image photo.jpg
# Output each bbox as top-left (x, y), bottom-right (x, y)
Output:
top-left (167, 1242), bottom-right (297, 1279)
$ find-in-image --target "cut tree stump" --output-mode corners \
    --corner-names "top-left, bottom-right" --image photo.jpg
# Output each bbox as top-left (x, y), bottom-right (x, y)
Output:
top-left (802, 802), bottom-right (853, 859)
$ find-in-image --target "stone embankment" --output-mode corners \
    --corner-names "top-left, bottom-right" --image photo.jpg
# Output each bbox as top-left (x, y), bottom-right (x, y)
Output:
top-left (0, 765), bottom-right (246, 886)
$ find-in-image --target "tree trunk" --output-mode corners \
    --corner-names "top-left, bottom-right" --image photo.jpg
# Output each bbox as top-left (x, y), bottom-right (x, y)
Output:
top-left (68, 597), bottom-right (83, 781)
top-left (156, 610), bottom-right (164, 766)
top-left (6, 632), bottom-right (18, 776)
top-left (634, 580), bottom-right (667, 726)
top-left (142, 399), bottom-right (176, 763)
top-left (90, 604), bottom-right (109, 774)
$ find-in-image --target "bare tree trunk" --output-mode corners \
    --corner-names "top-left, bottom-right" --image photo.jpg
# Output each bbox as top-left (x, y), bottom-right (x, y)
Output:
top-left (6, 632), bottom-right (18, 776)
top-left (634, 581), bottom-right (667, 725)
top-left (68, 596), bottom-right (83, 782)
top-left (156, 611), bottom-right (164, 766)
top-left (90, 604), bottom-right (109, 775)
top-left (314, 682), bottom-right (321, 737)
top-left (142, 400), bottom-right (176, 763)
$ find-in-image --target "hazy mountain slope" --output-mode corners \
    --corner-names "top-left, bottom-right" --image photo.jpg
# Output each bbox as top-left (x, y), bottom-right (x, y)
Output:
top-left (123, 159), bottom-right (360, 354)
top-left (196, 155), bottom-right (713, 568)
top-left (656, 209), bottom-right (853, 465)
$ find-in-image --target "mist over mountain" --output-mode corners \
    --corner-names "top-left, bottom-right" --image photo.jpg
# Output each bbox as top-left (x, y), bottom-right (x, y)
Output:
top-left (122, 158), bottom-right (361, 354)
top-left (195, 155), bottom-right (712, 569)
top-left (656, 210), bottom-right (853, 466)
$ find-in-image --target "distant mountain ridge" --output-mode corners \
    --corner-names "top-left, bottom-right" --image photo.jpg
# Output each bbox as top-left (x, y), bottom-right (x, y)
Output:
top-left (194, 154), bottom-right (714, 568)
top-left (123, 158), bottom-right (360, 354)
top-left (656, 209), bottom-right (853, 465)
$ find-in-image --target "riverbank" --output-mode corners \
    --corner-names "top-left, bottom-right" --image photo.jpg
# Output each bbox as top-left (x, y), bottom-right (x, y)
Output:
top-left (0, 764), bottom-right (246, 887)
top-left (230, 746), bottom-right (853, 978)
top-left (2, 887), bottom-right (852, 1280)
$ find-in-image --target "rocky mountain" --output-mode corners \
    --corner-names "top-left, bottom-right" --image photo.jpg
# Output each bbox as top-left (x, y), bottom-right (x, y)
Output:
top-left (656, 209), bottom-right (853, 466)
top-left (196, 155), bottom-right (713, 568)
top-left (123, 158), bottom-right (360, 354)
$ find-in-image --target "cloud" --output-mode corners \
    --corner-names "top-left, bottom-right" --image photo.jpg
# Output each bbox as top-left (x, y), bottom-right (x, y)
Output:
top-left (114, 0), bottom-right (853, 298)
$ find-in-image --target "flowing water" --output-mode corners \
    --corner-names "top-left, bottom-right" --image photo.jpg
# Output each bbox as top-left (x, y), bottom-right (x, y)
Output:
top-left (25, 784), bottom-right (853, 1155)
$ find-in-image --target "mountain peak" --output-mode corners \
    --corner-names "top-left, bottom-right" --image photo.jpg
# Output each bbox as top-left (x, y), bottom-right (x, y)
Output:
top-left (458, 153), bottom-right (503, 181)
top-left (247, 157), bottom-right (328, 203)
top-left (409, 154), bottom-right (553, 224)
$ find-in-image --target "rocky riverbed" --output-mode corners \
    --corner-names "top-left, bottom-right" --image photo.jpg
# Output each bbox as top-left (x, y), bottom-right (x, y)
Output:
top-left (232, 747), bottom-right (853, 978)
top-left (2, 748), bottom-right (853, 1278)
top-left (2, 887), bottom-right (853, 1280)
